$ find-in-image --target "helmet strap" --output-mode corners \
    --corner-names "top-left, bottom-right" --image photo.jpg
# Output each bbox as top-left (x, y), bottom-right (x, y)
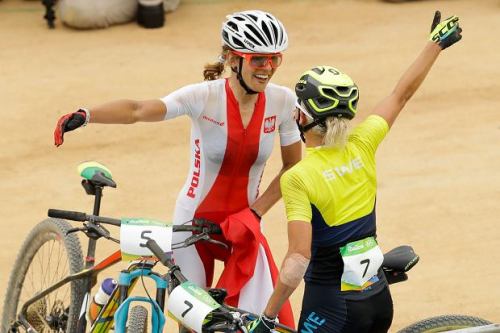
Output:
top-left (296, 118), bottom-right (306, 143)
top-left (296, 117), bottom-right (326, 143)
top-left (233, 58), bottom-right (258, 95)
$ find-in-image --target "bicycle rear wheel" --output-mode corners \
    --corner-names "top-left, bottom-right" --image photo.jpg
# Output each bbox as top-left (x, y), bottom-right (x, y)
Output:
top-left (398, 315), bottom-right (493, 333)
top-left (127, 305), bottom-right (148, 333)
top-left (1, 219), bottom-right (84, 333)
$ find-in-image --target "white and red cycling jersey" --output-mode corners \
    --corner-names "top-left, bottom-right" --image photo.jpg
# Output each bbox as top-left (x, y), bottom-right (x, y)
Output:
top-left (162, 78), bottom-right (299, 225)
top-left (160, 78), bottom-right (300, 317)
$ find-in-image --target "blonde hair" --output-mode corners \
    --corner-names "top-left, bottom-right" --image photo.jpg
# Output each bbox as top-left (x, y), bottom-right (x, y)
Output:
top-left (308, 116), bottom-right (350, 148)
top-left (323, 117), bottom-right (350, 148)
top-left (203, 45), bottom-right (231, 81)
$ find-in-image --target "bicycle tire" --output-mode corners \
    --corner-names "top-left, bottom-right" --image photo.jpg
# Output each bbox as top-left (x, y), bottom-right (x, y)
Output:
top-left (1, 219), bottom-right (84, 333)
top-left (127, 305), bottom-right (148, 333)
top-left (398, 314), bottom-right (493, 333)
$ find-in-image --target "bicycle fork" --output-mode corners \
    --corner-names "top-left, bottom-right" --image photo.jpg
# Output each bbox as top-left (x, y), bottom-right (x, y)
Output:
top-left (113, 266), bottom-right (167, 333)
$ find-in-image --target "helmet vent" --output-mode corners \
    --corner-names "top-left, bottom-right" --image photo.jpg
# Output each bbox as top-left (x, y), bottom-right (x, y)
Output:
top-left (336, 86), bottom-right (350, 94)
top-left (244, 31), bottom-right (262, 46)
top-left (234, 16), bottom-right (245, 21)
top-left (312, 67), bottom-right (325, 75)
top-left (233, 38), bottom-right (245, 49)
top-left (247, 14), bottom-right (258, 21)
top-left (328, 68), bottom-right (340, 75)
top-left (316, 97), bottom-right (330, 107)
top-left (227, 21), bottom-right (238, 31)
top-left (282, 30), bottom-right (287, 46)
top-left (261, 22), bottom-right (273, 45)
top-left (337, 101), bottom-right (348, 110)
top-left (245, 25), bottom-right (264, 45)
top-left (271, 23), bottom-right (278, 42)
top-left (322, 87), bottom-right (336, 98)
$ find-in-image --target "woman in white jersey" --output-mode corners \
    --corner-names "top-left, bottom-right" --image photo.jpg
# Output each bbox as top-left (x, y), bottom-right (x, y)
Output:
top-left (247, 11), bottom-right (462, 333)
top-left (53, 10), bottom-right (300, 327)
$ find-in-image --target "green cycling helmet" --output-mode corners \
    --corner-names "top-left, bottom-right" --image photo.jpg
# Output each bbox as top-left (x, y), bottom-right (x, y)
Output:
top-left (295, 66), bottom-right (359, 121)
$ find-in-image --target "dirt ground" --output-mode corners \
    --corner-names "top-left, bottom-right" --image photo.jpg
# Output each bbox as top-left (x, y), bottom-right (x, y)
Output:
top-left (1, 0), bottom-right (499, 331)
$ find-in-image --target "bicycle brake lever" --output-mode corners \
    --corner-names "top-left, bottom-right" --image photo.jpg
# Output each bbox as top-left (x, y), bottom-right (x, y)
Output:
top-left (206, 238), bottom-right (229, 250)
top-left (82, 222), bottom-right (111, 240)
top-left (105, 235), bottom-right (120, 244)
top-left (183, 233), bottom-right (229, 250)
top-left (99, 224), bottom-right (111, 237)
top-left (183, 233), bottom-right (209, 247)
top-left (66, 227), bottom-right (85, 235)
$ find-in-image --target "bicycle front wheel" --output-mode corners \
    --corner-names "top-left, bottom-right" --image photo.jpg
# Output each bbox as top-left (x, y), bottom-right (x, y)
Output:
top-left (127, 305), bottom-right (148, 333)
top-left (398, 314), bottom-right (493, 333)
top-left (1, 219), bottom-right (84, 333)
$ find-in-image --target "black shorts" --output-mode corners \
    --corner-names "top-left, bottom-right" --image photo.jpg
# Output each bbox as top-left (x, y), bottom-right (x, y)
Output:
top-left (297, 283), bottom-right (393, 333)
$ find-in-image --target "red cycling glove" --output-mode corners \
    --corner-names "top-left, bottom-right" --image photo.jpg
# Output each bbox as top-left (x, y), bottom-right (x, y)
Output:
top-left (54, 109), bottom-right (88, 147)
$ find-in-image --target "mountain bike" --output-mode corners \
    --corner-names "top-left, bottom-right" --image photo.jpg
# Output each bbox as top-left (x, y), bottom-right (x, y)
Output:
top-left (0, 161), bottom-right (232, 333)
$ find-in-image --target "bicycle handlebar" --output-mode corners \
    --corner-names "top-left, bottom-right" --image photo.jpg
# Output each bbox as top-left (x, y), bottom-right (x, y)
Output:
top-left (48, 209), bottom-right (88, 222)
top-left (204, 305), bottom-right (297, 333)
top-left (47, 208), bottom-right (221, 233)
top-left (48, 209), bottom-right (121, 226)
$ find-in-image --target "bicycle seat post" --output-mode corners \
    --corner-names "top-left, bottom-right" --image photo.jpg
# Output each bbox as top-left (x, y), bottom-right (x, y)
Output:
top-left (92, 185), bottom-right (103, 217)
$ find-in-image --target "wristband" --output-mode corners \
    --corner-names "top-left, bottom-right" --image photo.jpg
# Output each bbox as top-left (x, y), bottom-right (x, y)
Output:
top-left (78, 108), bottom-right (90, 127)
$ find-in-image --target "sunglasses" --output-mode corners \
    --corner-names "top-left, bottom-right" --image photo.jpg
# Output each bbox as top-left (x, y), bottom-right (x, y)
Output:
top-left (231, 51), bottom-right (283, 69)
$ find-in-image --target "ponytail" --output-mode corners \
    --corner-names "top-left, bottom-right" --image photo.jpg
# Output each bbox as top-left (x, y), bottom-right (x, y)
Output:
top-left (203, 45), bottom-right (231, 81)
top-left (323, 117), bottom-right (349, 148)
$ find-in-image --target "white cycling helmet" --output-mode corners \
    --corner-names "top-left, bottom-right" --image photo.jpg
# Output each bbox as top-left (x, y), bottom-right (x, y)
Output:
top-left (222, 10), bottom-right (288, 54)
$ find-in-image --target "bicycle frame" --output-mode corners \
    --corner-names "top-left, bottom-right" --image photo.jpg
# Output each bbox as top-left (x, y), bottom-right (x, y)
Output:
top-left (14, 251), bottom-right (173, 333)
top-left (11, 180), bottom-right (170, 333)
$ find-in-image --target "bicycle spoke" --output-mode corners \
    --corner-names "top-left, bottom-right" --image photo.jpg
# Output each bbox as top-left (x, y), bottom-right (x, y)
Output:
top-left (19, 237), bottom-right (72, 332)
top-left (50, 241), bottom-right (65, 309)
top-left (3, 219), bottom-right (83, 333)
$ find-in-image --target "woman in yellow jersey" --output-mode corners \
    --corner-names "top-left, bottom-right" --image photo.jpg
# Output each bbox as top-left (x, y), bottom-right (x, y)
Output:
top-left (247, 11), bottom-right (462, 333)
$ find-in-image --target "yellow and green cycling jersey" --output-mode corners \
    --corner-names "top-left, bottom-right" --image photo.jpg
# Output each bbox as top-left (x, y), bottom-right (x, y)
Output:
top-left (280, 115), bottom-right (389, 286)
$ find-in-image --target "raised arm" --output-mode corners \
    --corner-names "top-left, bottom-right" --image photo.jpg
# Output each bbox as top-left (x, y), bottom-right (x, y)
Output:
top-left (373, 11), bottom-right (462, 128)
top-left (54, 99), bottom-right (166, 146)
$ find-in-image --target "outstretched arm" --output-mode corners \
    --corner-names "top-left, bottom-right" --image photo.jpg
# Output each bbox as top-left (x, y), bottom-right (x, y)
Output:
top-left (88, 99), bottom-right (167, 124)
top-left (373, 11), bottom-right (462, 127)
top-left (54, 99), bottom-right (166, 146)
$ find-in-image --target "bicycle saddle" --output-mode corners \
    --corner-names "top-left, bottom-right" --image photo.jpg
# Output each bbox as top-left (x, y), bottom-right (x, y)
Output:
top-left (383, 245), bottom-right (419, 272)
top-left (77, 161), bottom-right (117, 188)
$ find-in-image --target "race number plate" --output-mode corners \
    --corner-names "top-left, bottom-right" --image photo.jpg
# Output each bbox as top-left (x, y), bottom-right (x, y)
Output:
top-left (340, 236), bottom-right (384, 290)
top-left (168, 281), bottom-right (220, 332)
top-left (120, 218), bottom-right (173, 261)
